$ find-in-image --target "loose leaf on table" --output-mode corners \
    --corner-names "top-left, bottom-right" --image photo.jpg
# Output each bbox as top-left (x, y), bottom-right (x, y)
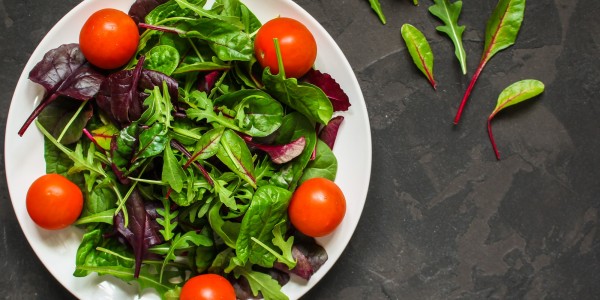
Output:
top-left (428, 0), bottom-right (467, 74)
top-left (368, 0), bottom-right (386, 24)
top-left (453, 0), bottom-right (526, 124)
top-left (487, 79), bottom-right (544, 160)
top-left (401, 24), bottom-right (436, 90)
top-left (20, 43), bottom-right (104, 136)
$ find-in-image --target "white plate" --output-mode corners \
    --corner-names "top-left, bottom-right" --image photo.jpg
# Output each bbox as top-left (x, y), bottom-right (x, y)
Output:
top-left (5, 0), bottom-right (372, 299)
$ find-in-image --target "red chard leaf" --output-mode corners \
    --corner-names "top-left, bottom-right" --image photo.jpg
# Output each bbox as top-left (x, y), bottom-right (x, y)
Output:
top-left (20, 44), bottom-right (105, 136)
top-left (301, 69), bottom-right (351, 112)
top-left (198, 70), bottom-right (221, 93)
top-left (247, 136), bottom-right (307, 164)
top-left (318, 115), bottom-right (344, 150)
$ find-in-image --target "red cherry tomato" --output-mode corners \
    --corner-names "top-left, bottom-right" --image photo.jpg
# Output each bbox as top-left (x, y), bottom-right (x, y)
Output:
top-left (288, 177), bottom-right (346, 237)
top-left (254, 17), bottom-right (317, 78)
top-left (26, 174), bottom-right (84, 230)
top-left (180, 274), bottom-right (236, 300)
top-left (79, 8), bottom-right (139, 69)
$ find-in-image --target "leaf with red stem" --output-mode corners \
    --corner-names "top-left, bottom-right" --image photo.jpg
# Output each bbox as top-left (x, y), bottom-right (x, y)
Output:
top-left (401, 24), bottom-right (437, 90)
top-left (487, 79), bottom-right (544, 160)
top-left (454, 0), bottom-right (526, 124)
top-left (20, 44), bottom-right (104, 136)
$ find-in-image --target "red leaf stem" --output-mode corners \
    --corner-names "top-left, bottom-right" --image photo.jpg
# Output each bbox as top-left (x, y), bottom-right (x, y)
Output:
top-left (487, 114), bottom-right (500, 160)
top-left (170, 139), bottom-right (213, 186)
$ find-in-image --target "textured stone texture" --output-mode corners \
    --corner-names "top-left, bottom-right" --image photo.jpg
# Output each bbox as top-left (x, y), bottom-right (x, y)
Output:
top-left (1, 0), bottom-right (598, 299)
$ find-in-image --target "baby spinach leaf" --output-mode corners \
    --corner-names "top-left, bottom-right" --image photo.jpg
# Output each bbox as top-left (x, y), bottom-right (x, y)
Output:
top-left (128, 0), bottom-right (170, 24)
top-left (140, 0), bottom-right (201, 25)
top-left (162, 140), bottom-right (186, 193)
top-left (144, 45), bottom-right (180, 76)
top-left (429, 0), bottom-right (467, 75)
top-left (368, 0), bottom-right (386, 24)
top-left (208, 202), bottom-right (240, 248)
top-left (487, 79), bottom-right (544, 160)
top-left (214, 89), bottom-right (284, 137)
top-left (299, 140), bottom-right (338, 184)
top-left (216, 129), bottom-right (256, 188)
top-left (454, 0), bottom-right (526, 124)
top-left (236, 185), bottom-right (292, 267)
top-left (263, 68), bottom-right (333, 125)
top-left (401, 24), bottom-right (437, 90)
top-left (37, 98), bottom-right (93, 145)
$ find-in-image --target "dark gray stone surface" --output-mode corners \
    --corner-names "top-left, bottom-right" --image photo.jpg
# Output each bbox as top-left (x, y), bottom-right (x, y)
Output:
top-left (1, 0), bottom-right (598, 299)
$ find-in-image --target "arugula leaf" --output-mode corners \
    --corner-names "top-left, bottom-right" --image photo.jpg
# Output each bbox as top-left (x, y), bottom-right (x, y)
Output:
top-left (299, 139), bottom-right (338, 184)
top-left (368, 0), bottom-right (386, 24)
top-left (234, 266), bottom-right (289, 300)
top-left (159, 231), bottom-right (213, 282)
top-left (429, 0), bottom-right (467, 74)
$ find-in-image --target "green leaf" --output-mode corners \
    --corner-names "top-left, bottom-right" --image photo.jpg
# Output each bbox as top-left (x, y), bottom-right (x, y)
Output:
top-left (428, 0), bottom-right (467, 74)
top-left (191, 127), bottom-right (224, 161)
top-left (208, 202), bottom-right (240, 248)
top-left (159, 231), bottom-right (213, 282)
top-left (487, 79), bottom-right (544, 160)
top-left (75, 209), bottom-right (116, 225)
top-left (453, 0), bottom-right (526, 124)
top-left (144, 45), bottom-right (180, 76)
top-left (299, 139), bottom-right (338, 184)
top-left (37, 98), bottom-right (93, 145)
top-left (484, 0), bottom-right (526, 60)
top-left (216, 129), bottom-right (256, 188)
top-left (401, 24), bottom-right (436, 90)
top-left (236, 185), bottom-right (292, 267)
top-left (271, 222), bottom-right (295, 269)
top-left (234, 266), bottom-right (289, 300)
top-left (368, 0), bottom-right (386, 24)
top-left (162, 141), bottom-right (186, 193)
top-left (156, 198), bottom-right (179, 241)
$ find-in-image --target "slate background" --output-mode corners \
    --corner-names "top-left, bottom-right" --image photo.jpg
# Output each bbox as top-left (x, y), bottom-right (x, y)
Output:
top-left (1, 0), bottom-right (599, 299)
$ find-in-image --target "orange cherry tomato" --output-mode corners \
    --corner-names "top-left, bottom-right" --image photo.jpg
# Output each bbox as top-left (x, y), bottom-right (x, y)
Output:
top-left (79, 8), bottom-right (139, 69)
top-left (26, 174), bottom-right (84, 230)
top-left (288, 177), bottom-right (346, 237)
top-left (180, 274), bottom-right (236, 300)
top-left (254, 17), bottom-right (317, 78)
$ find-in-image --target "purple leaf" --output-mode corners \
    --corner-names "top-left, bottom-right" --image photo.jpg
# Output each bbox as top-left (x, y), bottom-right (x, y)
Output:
top-left (114, 190), bottom-right (163, 278)
top-left (198, 71), bottom-right (221, 93)
top-left (128, 0), bottom-right (168, 25)
top-left (302, 69), bottom-right (350, 112)
top-left (274, 233), bottom-right (328, 280)
top-left (247, 137), bottom-right (306, 164)
top-left (20, 44), bottom-right (104, 136)
top-left (318, 116), bottom-right (344, 150)
top-left (96, 57), bottom-right (179, 127)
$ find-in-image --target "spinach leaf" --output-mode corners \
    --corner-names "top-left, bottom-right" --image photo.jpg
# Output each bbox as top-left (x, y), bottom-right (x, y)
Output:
top-left (208, 202), bottom-right (240, 248)
top-left (236, 185), bottom-right (292, 267)
top-left (214, 89), bottom-right (284, 137)
top-left (263, 67), bottom-right (333, 125)
top-left (144, 45), bottom-right (180, 76)
top-left (299, 140), bottom-right (338, 184)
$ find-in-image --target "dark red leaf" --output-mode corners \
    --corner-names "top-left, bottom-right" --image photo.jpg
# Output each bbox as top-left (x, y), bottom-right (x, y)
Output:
top-left (318, 115), bottom-right (344, 150)
top-left (128, 0), bottom-right (168, 25)
top-left (301, 69), bottom-right (350, 112)
top-left (247, 137), bottom-right (306, 164)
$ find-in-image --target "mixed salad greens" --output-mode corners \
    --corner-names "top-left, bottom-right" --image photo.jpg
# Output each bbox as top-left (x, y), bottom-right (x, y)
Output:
top-left (20, 0), bottom-right (352, 299)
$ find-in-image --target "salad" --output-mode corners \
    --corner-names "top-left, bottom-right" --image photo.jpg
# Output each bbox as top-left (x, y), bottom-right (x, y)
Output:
top-left (17, 0), bottom-right (353, 299)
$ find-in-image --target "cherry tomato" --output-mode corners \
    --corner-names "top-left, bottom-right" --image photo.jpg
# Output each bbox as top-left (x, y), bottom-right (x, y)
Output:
top-left (26, 174), bottom-right (84, 230)
top-left (288, 177), bottom-right (346, 237)
top-left (180, 274), bottom-right (236, 300)
top-left (254, 17), bottom-right (317, 78)
top-left (79, 8), bottom-right (139, 69)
